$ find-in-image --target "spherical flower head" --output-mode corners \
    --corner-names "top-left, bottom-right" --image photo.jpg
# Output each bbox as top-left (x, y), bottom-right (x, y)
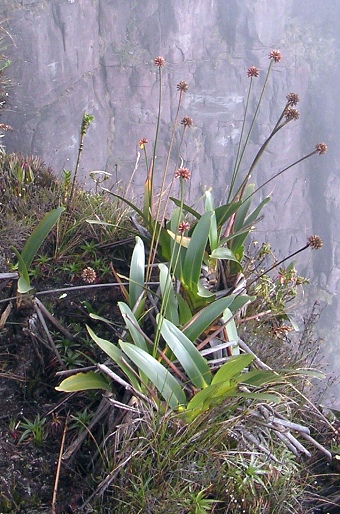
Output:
top-left (81, 266), bottom-right (97, 283)
top-left (154, 56), bottom-right (165, 67)
top-left (307, 235), bottom-right (323, 250)
top-left (178, 221), bottom-right (190, 234)
top-left (139, 138), bottom-right (148, 149)
top-left (177, 81), bottom-right (189, 93)
top-left (269, 49), bottom-right (282, 62)
top-left (181, 116), bottom-right (193, 127)
top-left (315, 142), bottom-right (327, 155)
top-left (284, 107), bottom-right (299, 121)
top-left (286, 93), bottom-right (299, 106)
top-left (175, 167), bottom-right (191, 181)
top-left (247, 66), bottom-right (259, 78)
top-left (0, 123), bottom-right (13, 131)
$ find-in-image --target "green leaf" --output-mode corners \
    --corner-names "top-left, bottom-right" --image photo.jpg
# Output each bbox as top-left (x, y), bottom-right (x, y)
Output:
top-left (212, 354), bottom-right (254, 385)
top-left (86, 325), bottom-right (140, 389)
top-left (215, 200), bottom-right (242, 228)
top-left (183, 296), bottom-right (236, 342)
top-left (12, 247), bottom-right (32, 293)
top-left (229, 294), bottom-right (255, 312)
top-left (182, 211), bottom-right (213, 288)
top-left (205, 192), bottom-right (218, 252)
top-left (184, 379), bottom-right (239, 420)
top-left (55, 371), bottom-right (111, 392)
top-left (21, 207), bottom-right (65, 269)
top-left (159, 264), bottom-right (179, 326)
top-left (170, 197), bottom-right (201, 220)
top-left (234, 184), bottom-right (254, 232)
top-left (210, 246), bottom-right (239, 262)
top-left (118, 302), bottom-right (149, 352)
top-left (103, 188), bottom-right (145, 220)
top-left (222, 308), bottom-right (239, 354)
top-left (129, 236), bottom-right (145, 309)
top-left (244, 195), bottom-right (270, 227)
top-left (176, 294), bottom-right (192, 325)
top-left (238, 369), bottom-right (281, 386)
top-left (157, 315), bottom-right (211, 388)
top-left (120, 342), bottom-right (187, 409)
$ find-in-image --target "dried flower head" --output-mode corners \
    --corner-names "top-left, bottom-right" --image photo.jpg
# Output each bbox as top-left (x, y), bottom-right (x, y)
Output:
top-left (177, 81), bottom-right (189, 93)
top-left (81, 267), bottom-right (97, 283)
top-left (154, 56), bottom-right (165, 67)
top-left (0, 123), bottom-right (13, 131)
top-left (139, 138), bottom-right (148, 149)
top-left (286, 93), bottom-right (299, 106)
top-left (269, 49), bottom-right (282, 62)
top-left (175, 167), bottom-right (191, 181)
top-left (181, 116), bottom-right (193, 127)
top-left (284, 107), bottom-right (300, 121)
top-left (247, 66), bottom-right (259, 78)
top-left (315, 142), bottom-right (327, 155)
top-left (307, 235), bottom-right (323, 250)
top-left (178, 221), bottom-right (190, 234)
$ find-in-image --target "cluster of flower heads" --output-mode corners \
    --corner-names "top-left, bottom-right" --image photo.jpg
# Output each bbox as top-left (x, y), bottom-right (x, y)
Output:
top-left (148, 52), bottom-right (327, 242)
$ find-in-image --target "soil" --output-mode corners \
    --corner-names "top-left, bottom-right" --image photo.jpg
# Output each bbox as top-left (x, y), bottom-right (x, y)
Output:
top-left (0, 278), bottom-right (124, 513)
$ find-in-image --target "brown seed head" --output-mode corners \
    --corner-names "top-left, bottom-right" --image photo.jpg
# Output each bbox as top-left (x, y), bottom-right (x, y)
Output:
top-left (177, 81), bottom-right (189, 92)
top-left (315, 142), bottom-right (327, 155)
top-left (139, 138), bottom-right (148, 149)
top-left (178, 221), bottom-right (190, 234)
top-left (247, 66), bottom-right (259, 78)
top-left (284, 107), bottom-right (300, 121)
top-left (269, 49), bottom-right (282, 62)
top-left (175, 167), bottom-right (191, 181)
top-left (181, 116), bottom-right (193, 127)
top-left (81, 267), bottom-right (97, 283)
top-left (0, 123), bottom-right (13, 131)
top-left (286, 93), bottom-right (299, 106)
top-left (307, 235), bottom-right (323, 250)
top-left (154, 56), bottom-right (165, 67)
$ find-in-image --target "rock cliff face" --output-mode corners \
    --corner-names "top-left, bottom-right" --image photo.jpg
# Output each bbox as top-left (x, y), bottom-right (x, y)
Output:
top-left (1, 0), bottom-right (339, 401)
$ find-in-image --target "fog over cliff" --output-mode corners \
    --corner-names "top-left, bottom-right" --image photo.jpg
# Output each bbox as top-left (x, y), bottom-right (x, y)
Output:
top-left (1, 0), bottom-right (339, 404)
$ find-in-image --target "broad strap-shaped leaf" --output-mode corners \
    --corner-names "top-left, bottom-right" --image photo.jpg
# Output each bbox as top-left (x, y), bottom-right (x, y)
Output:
top-left (209, 246), bottom-right (239, 262)
top-left (229, 294), bottom-right (255, 313)
top-left (211, 354), bottom-right (254, 385)
top-left (12, 247), bottom-right (32, 293)
top-left (182, 211), bottom-right (213, 288)
top-left (183, 296), bottom-right (236, 342)
top-left (237, 369), bottom-right (281, 386)
top-left (222, 307), bottom-right (239, 355)
top-left (118, 302), bottom-right (149, 352)
top-left (170, 197), bottom-right (201, 220)
top-left (215, 200), bottom-right (242, 228)
top-left (159, 264), bottom-right (179, 326)
top-left (86, 325), bottom-right (140, 389)
top-left (56, 371), bottom-right (111, 392)
top-left (120, 342), bottom-right (187, 409)
top-left (129, 236), bottom-right (145, 309)
top-left (157, 314), bottom-right (211, 388)
top-left (184, 379), bottom-right (238, 421)
top-left (21, 206), bottom-right (65, 269)
top-left (204, 191), bottom-right (218, 251)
